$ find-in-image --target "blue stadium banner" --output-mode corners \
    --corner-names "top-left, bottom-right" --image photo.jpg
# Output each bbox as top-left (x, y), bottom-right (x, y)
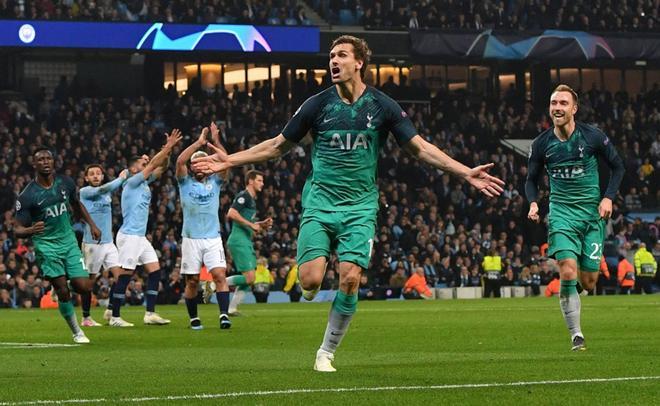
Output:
top-left (411, 29), bottom-right (660, 61)
top-left (0, 20), bottom-right (319, 53)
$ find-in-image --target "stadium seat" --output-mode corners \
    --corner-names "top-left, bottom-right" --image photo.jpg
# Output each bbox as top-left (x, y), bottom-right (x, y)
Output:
top-left (455, 287), bottom-right (482, 299)
top-left (511, 286), bottom-right (527, 297)
top-left (435, 288), bottom-right (454, 300)
top-left (338, 9), bottom-right (357, 25)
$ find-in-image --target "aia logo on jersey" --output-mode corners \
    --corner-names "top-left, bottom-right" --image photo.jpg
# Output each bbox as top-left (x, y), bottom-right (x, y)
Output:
top-left (45, 203), bottom-right (68, 219)
top-left (550, 165), bottom-right (585, 179)
top-left (330, 133), bottom-right (369, 150)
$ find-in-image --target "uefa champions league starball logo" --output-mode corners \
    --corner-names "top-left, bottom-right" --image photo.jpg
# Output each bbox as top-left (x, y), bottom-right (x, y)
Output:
top-left (18, 24), bottom-right (36, 44)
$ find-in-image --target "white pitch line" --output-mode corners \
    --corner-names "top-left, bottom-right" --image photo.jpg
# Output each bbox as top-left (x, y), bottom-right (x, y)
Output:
top-left (0, 342), bottom-right (79, 349)
top-left (1, 375), bottom-right (658, 405)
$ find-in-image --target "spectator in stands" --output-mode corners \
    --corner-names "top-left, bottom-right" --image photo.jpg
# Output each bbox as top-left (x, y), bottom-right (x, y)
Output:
top-left (456, 266), bottom-right (470, 287)
top-left (545, 272), bottom-right (561, 297)
top-left (283, 262), bottom-right (301, 302)
top-left (501, 268), bottom-right (516, 286)
top-left (164, 269), bottom-right (183, 304)
top-left (126, 279), bottom-right (145, 306)
top-left (253, 257), bottom-right (274, 303)
top-left (358, 274), bottom-right (375, 300)
top-left (0, 288), bottom-right (12, 308)
top-left (469, 266), bottom-right (481, 287)
top-left (321, 269), bottom-right (339, 290)
top-left (403, 267), bottom-right (433, 299)
top-left (634, 242), bottom-right (657, 294)
top-left (389, 265), bottom-right (406, 289)
top-left (617, 254), bottom-right (636, 294)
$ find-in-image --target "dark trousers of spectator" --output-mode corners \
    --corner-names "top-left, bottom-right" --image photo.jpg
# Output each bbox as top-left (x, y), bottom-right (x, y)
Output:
top-left (402, 290), bottom-right (422, 300)
top-left (289, 286), bottom-right (301, 302)
top-left (530, 284), bottom-right (540, 296)
top-left (619, 286), bottom-right (633, 295)
top-left (634, 277), bottom-right (654, 294)
top-left (596, 276), bottom-right (608, 295)
top-left (483, 279), bottom-right (501, 298)
top-left (253, 283), bottom-right (270, 303)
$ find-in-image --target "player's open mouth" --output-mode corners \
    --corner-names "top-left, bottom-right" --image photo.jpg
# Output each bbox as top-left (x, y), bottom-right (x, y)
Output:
top-left (331, 67), bottom-right (340, 76)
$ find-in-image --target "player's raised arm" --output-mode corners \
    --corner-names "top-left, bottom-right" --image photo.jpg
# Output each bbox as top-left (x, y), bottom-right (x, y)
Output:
top-left (404, 135), bottom-right (505, 198)
top-left (80, 169), bottom-right (128, 199)
top-left (193, 134), bottom-right (295, 175)
top-left (142, 129), bottom-right (183, 179)
top-left (209, 122), bottom-right (228, 155)
top-left (176, 127), bottom-right (208, 179)
top-left (525, 139), bottom-right (544, 222)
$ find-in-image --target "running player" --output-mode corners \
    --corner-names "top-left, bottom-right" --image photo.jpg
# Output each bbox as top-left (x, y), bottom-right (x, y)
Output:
top-left (110, 129), bottom-right (182, 327)
top-left (225, 170), bottom-right (272, 316)
top-left (193, 35), bottom-right (503, 371)
top-left (526, 84), bottom-right (624, 351)
top-left (14, 147), bottom-right (102, 343)
top-left (176, 125), bottom-right (231, 330)
top-left (79, 165), bottom-right (128, 326)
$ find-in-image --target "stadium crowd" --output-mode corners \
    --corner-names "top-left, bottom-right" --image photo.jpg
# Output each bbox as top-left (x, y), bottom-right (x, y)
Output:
top-left (0, 0), bottom-right (312, 25)
top-left (0, 72), bottom-right (658, 309)
top-left (325, 0), bottom-right (659, 31)
top-left (2, 0), bottom-right (658, 33)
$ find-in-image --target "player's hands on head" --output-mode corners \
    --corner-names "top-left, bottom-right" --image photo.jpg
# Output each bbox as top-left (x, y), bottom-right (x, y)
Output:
top-left (466, 163), bottom-right (505, 198)
top-left (599, 198), bottom-right (612, 220)
top-left (141, 154), bottom-right (150, 163)
top-left (165, 129), bottom-right (183, 148)
top-left (31, 221), bottom-right (45, 235)
top-left (191, 142), bottom-right (230, 175)
top-left (527, 202), bottom-right (540, 223)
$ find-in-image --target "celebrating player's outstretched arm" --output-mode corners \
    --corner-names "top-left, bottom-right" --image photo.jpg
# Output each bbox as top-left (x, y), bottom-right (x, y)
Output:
top-left (192, 133), bottom-right (294, 175)
top-left (143, 129), bottom-right (183, 179)
top-left (404, 136), bottom-right (505, 198)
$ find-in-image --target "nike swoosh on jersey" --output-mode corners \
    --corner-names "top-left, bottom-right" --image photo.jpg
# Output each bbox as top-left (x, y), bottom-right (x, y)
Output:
top-left (322, 117), bottom-right (335, 124)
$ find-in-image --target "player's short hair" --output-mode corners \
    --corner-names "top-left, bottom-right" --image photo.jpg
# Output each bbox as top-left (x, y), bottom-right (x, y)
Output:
top-left (84, 164), bottom-right (104, 176)
top-left (331, 35), bottom-right (372, 79)
top-left (128, 155), bottom-right (143, 167)
top-left (190, 151), bottom-right (208, 162)
top-left (33, 147), bottom-right (53, 158)
top-left (245, 169), bottom-right (264, 184)
top-left (552, 84), bottom-right (579, 104)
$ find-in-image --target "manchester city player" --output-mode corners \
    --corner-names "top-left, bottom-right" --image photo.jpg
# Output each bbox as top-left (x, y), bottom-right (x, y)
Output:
top-left (79, 165), bottom-right (128, 326)
top-left (111, 129), bottom-right (182, 327)
top-left (526, 85), bottom-right (624, 351)
top-left (193, 35), bottom-right (504, 371)
top-left (14, 147), bottom-right (101, 343)
top-left (176, 125), bottom-right (232, 330)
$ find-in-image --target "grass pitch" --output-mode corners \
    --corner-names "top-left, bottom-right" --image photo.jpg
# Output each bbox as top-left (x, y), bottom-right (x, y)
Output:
top-left (1, 295), bottom-right (659, 405)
